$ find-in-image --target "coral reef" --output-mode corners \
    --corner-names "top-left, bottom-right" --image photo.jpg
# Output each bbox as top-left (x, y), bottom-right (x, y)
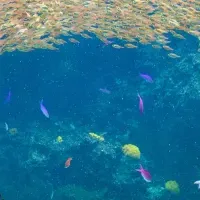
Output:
top-left (55, 184), bottom-right (107, 200)
top-left (147, 185), bottom-right (165, 199)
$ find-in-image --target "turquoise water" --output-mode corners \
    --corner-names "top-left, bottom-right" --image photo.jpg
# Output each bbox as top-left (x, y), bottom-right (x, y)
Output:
top-left (0, 32), bottom-right (200, 200)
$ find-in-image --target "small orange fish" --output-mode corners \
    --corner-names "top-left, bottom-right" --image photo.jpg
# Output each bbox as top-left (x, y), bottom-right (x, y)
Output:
top-left (65, 157), bottom-right (72, 168)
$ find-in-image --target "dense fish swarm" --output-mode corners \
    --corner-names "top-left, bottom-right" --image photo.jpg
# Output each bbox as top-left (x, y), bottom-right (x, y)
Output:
top-left (0, 0), bottom-right (200, 54)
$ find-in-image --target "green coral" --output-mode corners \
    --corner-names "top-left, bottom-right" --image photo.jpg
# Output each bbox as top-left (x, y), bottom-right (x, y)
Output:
top-left (165, 180), bottom-right (180, 194)
top-left (122, 144), bottom-right (141, 159)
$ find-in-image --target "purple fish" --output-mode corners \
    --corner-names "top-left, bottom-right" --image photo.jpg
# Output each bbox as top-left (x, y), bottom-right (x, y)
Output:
top-left (137, 94), bottom-right (144, 113)
top-left (40, 100), bottom-right (49, 118)
top-left (139, 73), bottom-right (153, 83)
top-left (136, 164), bottom-right (152, 182)
top-left (99, 88), bottom-right (111, 94)
top-left (4, 90), bottom-right (11, 104)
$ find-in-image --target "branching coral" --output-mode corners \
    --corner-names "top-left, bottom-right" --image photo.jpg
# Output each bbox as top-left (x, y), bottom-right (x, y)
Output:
top-left (147, 185), bottom-right (165, 199)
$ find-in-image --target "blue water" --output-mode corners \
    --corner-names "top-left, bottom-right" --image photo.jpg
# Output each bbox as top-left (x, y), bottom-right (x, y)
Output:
top-left (0, 33), bottom-right (200, 200)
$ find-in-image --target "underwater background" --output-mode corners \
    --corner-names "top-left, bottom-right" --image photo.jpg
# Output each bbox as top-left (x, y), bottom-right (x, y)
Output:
top-left (1, 7), bottom-right (200, 200)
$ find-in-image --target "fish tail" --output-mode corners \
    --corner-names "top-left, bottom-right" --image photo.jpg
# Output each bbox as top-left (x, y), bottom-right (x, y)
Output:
top-left (136, 169), bottom-right (141, 172)
top-left (136, 166), bottom-right (142, 172)
top-left (136, 164), bottom-right (143, 173)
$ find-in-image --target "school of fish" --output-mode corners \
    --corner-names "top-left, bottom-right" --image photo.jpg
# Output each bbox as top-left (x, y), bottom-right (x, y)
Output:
top-left (0, 0), bottom-right (200, 57)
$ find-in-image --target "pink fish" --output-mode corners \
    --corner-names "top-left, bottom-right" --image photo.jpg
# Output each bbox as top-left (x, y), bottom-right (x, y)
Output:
top-left (139, 73), bottom-right (153, 83)
top-left (40, 100), bottom-right (49, 118)
top-left (136, 164), bottom-right (152, 182)
top-left (137, 94), bottom-right (144, 113)
top-left (65, 157), bottom-right (72, 168)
